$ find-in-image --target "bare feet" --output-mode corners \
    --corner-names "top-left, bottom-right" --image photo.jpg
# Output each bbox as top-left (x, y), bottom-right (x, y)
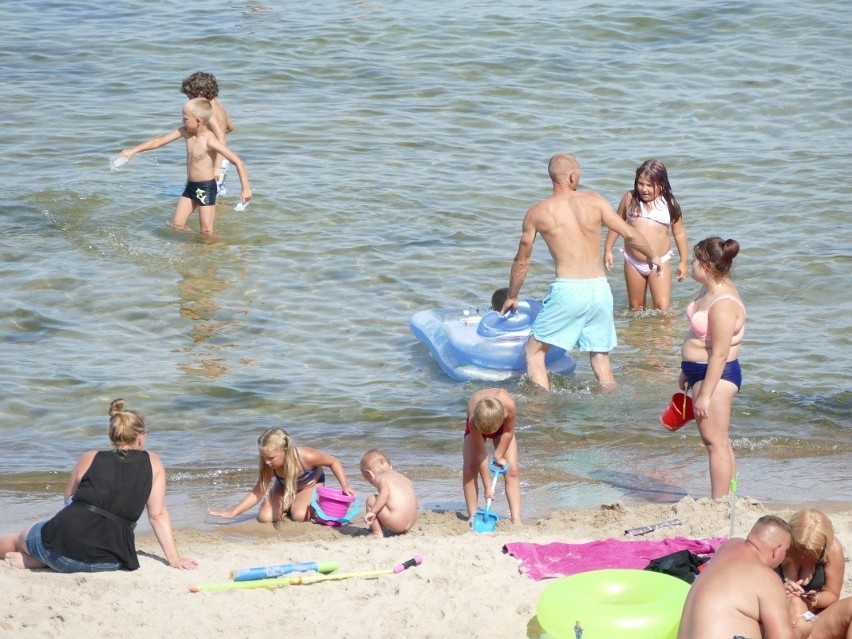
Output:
top-left (5, 551), bottom-right (46, 569)
top-left (5, 552), bottom-right (27, 569)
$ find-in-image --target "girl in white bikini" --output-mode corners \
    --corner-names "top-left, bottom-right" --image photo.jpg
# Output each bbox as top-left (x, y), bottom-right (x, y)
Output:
top-left (604, 159), bottom-right (689, 310)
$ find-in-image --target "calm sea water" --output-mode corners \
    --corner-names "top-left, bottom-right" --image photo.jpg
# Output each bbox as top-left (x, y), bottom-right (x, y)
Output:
top-left (1, 1), bottom-right (849, 532)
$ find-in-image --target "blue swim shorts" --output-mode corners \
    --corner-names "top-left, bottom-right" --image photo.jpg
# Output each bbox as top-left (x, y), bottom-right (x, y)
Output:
top-left (531, 278), bottom-right (617, 353)
top-left (181, 179), bottom-right (218, 206)
top-left (25, 520), bottom-right (121, 573)
top-left (681, 359), bottom-right (742, 390)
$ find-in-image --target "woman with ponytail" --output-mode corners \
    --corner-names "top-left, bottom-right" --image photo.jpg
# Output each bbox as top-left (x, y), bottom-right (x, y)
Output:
top-left (679, 237), bottom-right (747, 498)
top-left (0, 399), bottom-right (197, 572)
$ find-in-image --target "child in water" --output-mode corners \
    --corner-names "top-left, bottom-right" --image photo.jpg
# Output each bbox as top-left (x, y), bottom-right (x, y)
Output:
top-left (360, 449), bottom-right (419, 538)
top-left (209, 427), bottom-right (353, 523)
top-left (604, 159), bottom-right (688, 310)
top-left (180, 71), bottom-right (234, 194)
top-left (119, 98), bottom-right (251, 235)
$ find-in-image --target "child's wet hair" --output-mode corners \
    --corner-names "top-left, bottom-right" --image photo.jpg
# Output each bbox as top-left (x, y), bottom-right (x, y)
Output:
top-left (631, 159), bottom-right (682, 223)
top-left (181, 71), bottom-right (219, 100)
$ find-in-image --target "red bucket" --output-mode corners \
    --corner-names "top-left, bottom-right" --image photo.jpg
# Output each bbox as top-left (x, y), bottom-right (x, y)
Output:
top-left (661, 392), bottom-right (695, 431)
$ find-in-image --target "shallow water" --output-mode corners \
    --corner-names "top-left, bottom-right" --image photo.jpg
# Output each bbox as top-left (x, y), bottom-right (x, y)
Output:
top-left (0, 0), bottom-right (849, 532)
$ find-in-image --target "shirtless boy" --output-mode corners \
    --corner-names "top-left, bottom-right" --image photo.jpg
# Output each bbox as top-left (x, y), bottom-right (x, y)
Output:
top-left (677, 515), bottom-right (794, 639)
top-left (360, 449), bottom-right (418, 538)
top-left (502, 153), bottom-right (661, 389)
top-left (463, 388), bottom-right (521, 525)
top-left (120, 98), bottom-right (251, 235)
top-left (180, 72), bottom-right (234, 192)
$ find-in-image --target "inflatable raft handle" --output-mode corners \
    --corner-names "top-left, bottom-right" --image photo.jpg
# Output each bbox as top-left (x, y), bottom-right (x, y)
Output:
top-left (477, 302), bottom-right (534, 338)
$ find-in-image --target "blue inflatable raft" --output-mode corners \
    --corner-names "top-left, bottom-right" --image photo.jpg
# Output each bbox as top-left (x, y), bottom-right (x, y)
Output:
top-left (409, 300), bottom-right (576, 382)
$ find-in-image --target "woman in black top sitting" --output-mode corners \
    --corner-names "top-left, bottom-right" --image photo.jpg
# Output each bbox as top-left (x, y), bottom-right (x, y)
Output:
top-left (778, 508), bottom-right (845, 638)
top-left (0, 399), bottom-right (197, 572)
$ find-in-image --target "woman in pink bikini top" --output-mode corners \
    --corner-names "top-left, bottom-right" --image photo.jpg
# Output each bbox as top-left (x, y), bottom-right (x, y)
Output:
top-left (685, 295), bottom-right (746, 350)
top-left (679, 236), bottom-right (746, 499)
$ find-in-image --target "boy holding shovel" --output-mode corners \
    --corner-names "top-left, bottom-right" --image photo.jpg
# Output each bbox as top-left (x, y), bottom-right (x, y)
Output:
top-left (463, 388), bottom-right (521, 525)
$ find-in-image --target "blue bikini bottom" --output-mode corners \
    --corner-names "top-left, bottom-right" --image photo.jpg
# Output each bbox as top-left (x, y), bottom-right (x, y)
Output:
top-left (681, 359), bottom-right (742, 390)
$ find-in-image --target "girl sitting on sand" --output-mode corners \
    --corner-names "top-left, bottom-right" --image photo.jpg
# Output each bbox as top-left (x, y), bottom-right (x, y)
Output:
top-left (210, 427), bottom-right (353, 524)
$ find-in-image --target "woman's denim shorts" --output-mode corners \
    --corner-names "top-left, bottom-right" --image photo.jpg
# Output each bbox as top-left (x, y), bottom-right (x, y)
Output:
top-left (25, 521), bottom-right (121, 573)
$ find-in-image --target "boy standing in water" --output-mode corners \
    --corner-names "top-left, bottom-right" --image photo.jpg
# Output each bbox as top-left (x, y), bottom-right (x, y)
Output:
top-left (360, 449), bottom-right (419, 538)
top-left (119, 98), bottom-right (251, 236)
top-left (180, 72), bottom-right (234, 193)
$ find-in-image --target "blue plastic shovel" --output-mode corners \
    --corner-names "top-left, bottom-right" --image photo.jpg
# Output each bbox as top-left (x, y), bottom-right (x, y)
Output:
top-left (472, 460), bottom-right (509, 533)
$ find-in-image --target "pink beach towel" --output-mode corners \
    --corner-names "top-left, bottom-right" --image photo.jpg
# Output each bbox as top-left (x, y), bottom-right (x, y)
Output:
top-left (502, 537), bottom-right (726, 581)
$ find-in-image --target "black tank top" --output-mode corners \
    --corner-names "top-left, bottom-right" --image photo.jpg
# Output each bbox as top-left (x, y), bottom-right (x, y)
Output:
top-left (42, 450), bottom-right (153, 570)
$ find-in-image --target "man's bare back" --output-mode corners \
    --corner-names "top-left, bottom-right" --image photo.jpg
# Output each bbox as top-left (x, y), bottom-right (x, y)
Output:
top-left (505, 154), bottom-right (659, 306)
top-left (678, 516), bottom-right (794, 639)
top-left (528, 189), bottom-right (621, 279)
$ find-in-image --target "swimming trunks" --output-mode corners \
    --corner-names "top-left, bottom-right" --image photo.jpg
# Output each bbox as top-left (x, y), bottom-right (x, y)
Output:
top-left (681, 359), bottom-right (743, 390)
top-left (181, 179), bottom-right (218, 206)
top-left (621, 248), bottom-right (673, 277)
top-left (464, 416), bottom-right (506, 440)
top-left (628, 196), bottom-right (671, 226)
top-left (531, 278), bottom-right (616, 353)
top-left (687, 295), bottom-right (746, 344)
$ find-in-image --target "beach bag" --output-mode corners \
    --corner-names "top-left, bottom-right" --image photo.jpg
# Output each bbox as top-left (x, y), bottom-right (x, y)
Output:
top-left (643, 549), bottom-right (707, 584)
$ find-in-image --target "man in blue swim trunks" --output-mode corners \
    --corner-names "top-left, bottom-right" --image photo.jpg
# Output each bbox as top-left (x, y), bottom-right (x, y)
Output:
top-left (501, 154), bottom-right (661, 389)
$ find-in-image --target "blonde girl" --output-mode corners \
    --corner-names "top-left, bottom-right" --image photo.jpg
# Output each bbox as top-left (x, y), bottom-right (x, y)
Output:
top-left (210, 427), bottom-right (353, 523)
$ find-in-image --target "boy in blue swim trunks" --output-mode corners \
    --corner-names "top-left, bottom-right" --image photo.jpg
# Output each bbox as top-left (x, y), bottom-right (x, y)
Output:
top-left (501, 153), bottom-right (661, 389)
top-left (119, 97), bottom-right (251, 236)
top-left (180, 71), bottom-right (235, 194)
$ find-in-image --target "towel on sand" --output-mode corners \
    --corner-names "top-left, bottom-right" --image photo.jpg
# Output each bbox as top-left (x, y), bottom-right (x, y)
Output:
top-left (502, 537), bottom-right (725, 581)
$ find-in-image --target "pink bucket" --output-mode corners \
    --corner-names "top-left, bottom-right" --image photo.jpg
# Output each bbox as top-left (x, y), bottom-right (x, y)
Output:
top-left (312, 487), bottom-right (358, 527)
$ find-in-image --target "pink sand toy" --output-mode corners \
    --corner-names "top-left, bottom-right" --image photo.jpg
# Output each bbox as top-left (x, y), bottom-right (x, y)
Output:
top-left (311, 487), bottom-right (359, 527)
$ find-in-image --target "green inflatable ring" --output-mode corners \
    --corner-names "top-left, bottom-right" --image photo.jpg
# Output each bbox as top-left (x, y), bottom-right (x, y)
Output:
top-left (536, 568), bottom-right (690, 639)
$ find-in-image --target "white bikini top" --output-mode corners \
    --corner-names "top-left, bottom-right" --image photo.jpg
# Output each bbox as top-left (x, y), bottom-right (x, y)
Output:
top-left (628, 196), bottom-right (671, 226)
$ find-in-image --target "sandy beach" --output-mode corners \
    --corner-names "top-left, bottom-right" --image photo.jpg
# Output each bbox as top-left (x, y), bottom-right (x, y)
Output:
top-left (3, 497), bottom-right (850, 638)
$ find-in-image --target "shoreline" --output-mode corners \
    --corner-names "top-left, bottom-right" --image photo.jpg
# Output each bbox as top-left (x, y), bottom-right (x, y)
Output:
top-left (4, 496), bottom-right (850, 638)
top-left (180, 495), bottom-right (852, 540)
top-left (6, 488), bottom-right (852, 538)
